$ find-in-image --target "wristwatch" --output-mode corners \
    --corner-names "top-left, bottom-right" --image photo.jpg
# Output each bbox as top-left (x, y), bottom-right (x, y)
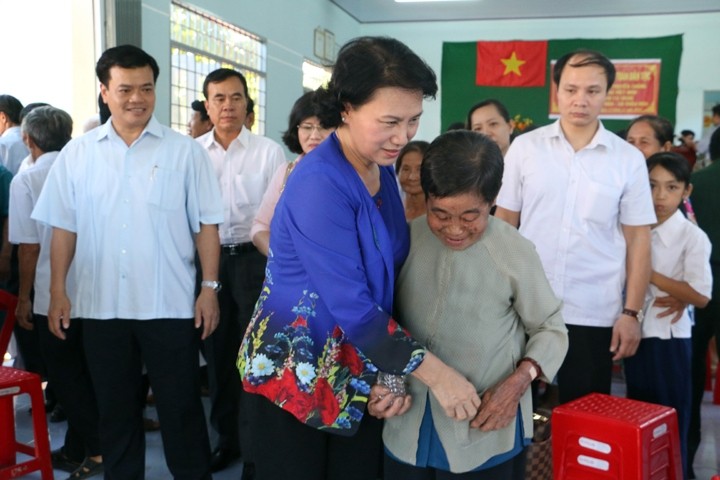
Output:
top-left (621, 307), bottom-right (644, 324)
top-left (201, 280), bottom-right (222, 293)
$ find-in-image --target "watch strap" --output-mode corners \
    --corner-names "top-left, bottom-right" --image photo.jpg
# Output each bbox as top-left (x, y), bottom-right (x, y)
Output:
top-left (621, 308), bottom-right (639, 318)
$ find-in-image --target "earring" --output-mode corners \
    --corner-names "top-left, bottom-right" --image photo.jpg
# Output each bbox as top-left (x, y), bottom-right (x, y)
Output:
top-left (341, 116), bottom-right (346, 123)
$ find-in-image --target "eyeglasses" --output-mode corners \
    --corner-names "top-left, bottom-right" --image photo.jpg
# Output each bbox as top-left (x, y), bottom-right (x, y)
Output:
top-left (297, 123), bottom-right (330, 135)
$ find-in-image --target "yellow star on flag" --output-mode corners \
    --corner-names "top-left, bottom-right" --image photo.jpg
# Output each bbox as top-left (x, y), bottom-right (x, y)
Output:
top-left (501, 51), bottom-right (526, 77)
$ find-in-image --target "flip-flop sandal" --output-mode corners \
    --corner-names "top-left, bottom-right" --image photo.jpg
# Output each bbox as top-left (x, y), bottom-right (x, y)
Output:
top-left (67, 457), bottom-right (104, 480)
top-left (51, 448), bottom-right (82, 473)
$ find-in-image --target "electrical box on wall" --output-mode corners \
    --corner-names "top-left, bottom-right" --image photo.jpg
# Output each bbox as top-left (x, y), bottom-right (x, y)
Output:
top-left (313, 27), bottom-right (336, 62)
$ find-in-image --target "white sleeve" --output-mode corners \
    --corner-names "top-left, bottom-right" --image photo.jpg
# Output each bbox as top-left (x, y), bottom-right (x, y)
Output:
top-left (496, 140), bottom-right (524, 212)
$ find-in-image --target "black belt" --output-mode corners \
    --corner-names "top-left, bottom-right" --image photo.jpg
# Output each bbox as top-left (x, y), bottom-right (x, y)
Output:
top-left (221, 242), bottom-right (256, 255)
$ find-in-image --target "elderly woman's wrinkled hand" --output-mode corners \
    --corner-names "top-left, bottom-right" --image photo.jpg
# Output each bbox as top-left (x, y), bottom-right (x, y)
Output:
top-left (470, 373), bottom-right (526, 431)
top-left (367, 384), bottom-right (413, 419)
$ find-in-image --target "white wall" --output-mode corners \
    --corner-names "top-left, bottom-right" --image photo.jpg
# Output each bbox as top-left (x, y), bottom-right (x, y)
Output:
top-left (361, 12), bottom-right (720, 142)
top-left (0, 0), bottom-right (98, 137)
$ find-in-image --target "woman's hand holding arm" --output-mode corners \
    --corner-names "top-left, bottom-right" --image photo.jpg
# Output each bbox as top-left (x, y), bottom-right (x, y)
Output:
top-left (410, 352), bottom-right (481, 420)
top-left (367, 384), bottom-right (413, 419)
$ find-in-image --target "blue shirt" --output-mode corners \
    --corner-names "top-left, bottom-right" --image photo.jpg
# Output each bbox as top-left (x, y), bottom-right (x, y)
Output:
top-left (32, 116), bottom-right (223, 320)
top-left (412, 400), bottom-right (526, 471)
top-left (238, 133), bottom-right (425, 435)
top-left (0, 126), bottom-right (30, 175)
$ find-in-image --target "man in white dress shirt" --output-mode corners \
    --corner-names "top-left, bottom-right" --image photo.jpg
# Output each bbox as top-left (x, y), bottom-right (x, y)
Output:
top-left (32, 45), bottom-right (223, 479)
top-left (495, 49), bottom-right (656, 404)
top-left (196, 68), bottom-right (285, 475)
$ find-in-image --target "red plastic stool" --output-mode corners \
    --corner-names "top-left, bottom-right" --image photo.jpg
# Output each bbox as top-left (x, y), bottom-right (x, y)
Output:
top-left (0, 290), bottom-right (18, 358)
top-left (0, 366), bottom-right (53, 479)
top-left (552, 393), bottom-right (682, 479)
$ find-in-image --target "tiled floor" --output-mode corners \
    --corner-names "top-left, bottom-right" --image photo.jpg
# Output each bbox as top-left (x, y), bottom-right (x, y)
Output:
top-left (694, 390), bottom-right (720, 479)
top-left (6, 378), bottom-right (720, 479)
top-left (9, 394), bottom-right (246, 479)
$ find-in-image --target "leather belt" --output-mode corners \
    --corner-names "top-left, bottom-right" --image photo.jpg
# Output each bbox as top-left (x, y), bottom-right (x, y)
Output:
top-left (221, 243), bottom-right (256, 255)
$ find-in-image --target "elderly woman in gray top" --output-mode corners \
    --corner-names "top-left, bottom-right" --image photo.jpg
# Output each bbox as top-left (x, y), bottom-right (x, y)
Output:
top-left (369, 130), bottom-right (569, 479)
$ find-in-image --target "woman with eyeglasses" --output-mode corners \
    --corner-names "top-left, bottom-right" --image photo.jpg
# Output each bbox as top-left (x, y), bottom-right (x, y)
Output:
top-left (251, 90), bottom-right (333, 255)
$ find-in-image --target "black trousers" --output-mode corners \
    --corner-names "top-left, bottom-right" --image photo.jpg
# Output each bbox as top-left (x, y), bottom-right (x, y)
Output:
top-left (83, 318), bottom-right (211, 480)
top-left (36, 315), bottom-right (100, 461)
top-left (383, 448), bottom-right (527, 480)
top-left (557, 324), bottom-right (614, 404)
top-left (246, 392), bottom-right (384, 480)
top-left (688, 283), bottom-right (720, 474)
top-left (204, 247), bottom-right (265, 455)
top-left (5, 266), bottom-right (46, 376)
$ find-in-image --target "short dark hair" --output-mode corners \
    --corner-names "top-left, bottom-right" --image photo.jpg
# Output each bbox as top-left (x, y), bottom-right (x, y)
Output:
top-left (21, 106), bottom-right (73, 153)
top-left (96, 45), bottom-right (160, 87)
top-left (202, 68), bottom-right (249, 101)
top-left (281, 91), bottom-right (326, 154)
top-left (246, 97), bottom-right (255, 115)
top-left (98, 93), bottom-right (111, 124)
top-left (712, 104), bottom-right (720, 118)
top-left (553, 49), bottom-right (616, 91)
top-left (395, 140), bottom-right (429, 174)
top-left (421, 130), bottom-right (503, 203)
top-left (315, 36), bottom-right (437, 128)
top-left (466, 99), bottom-right (511, 128)
top-left (191, 99), bottom-right (210, 122)
top-left (647, 151), bottom-right (691, 187)
top-left (628, 115), bottom-right (674, 145)
top-left (445, 121), bottom-right (466, 132)
top-left (680, 129), bottom-right (695, 138)
top-left (710, 127), bottom-right (720, 162)
top-left (0, 95), bottom-right (24, 125)
top-left (19, 102), bottom-right (50, 123)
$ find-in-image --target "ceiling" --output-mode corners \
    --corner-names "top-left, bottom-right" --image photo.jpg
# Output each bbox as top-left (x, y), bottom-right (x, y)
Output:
top-left (330, 0), bottom-right (720, 23)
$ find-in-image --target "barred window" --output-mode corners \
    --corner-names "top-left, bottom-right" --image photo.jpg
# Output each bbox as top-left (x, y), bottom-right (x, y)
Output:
top-left (170, 2), bottom-right (266, 134)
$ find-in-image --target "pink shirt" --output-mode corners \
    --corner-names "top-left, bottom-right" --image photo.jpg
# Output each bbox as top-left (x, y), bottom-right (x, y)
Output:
top-left (251, 154), bottom-right (303, 241)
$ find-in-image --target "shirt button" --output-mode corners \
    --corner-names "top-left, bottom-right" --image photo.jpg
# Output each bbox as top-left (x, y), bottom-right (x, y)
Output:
top-left (121, 249), bottom-right (126, 254)
top-left (122, 224), bottom-right (127, 228)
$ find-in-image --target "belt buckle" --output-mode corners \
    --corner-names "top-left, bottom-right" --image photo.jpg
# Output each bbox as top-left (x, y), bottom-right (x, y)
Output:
top-left (223, 242), bottom-right (255, 255)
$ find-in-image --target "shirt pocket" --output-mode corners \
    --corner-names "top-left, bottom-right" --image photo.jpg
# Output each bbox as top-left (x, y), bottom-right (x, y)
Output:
top-left (234, 173), bottom-right (265, 206)
top-left (147, 167), bottom-right (184, 211)
top-left (577, 181), bottom-right (621, 227)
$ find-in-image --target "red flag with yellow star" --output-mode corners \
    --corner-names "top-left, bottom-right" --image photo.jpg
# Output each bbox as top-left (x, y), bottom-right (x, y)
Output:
top-left (476, 41), bottom-right (547, 87)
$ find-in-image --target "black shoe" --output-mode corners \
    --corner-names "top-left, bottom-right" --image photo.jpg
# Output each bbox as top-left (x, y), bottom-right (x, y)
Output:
top-left (143, 417), bottom-right (160, 432)
top-left (209, 448), bottom-right (241, 472)
top-left (50, 404), bottom-right (67, 423)
top-left (241, 462), bottom-right (256, 480)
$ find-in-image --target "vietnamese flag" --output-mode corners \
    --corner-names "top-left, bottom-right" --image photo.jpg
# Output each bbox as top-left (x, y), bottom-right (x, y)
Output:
top-left (476, 41), bottom-right (547, 87)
